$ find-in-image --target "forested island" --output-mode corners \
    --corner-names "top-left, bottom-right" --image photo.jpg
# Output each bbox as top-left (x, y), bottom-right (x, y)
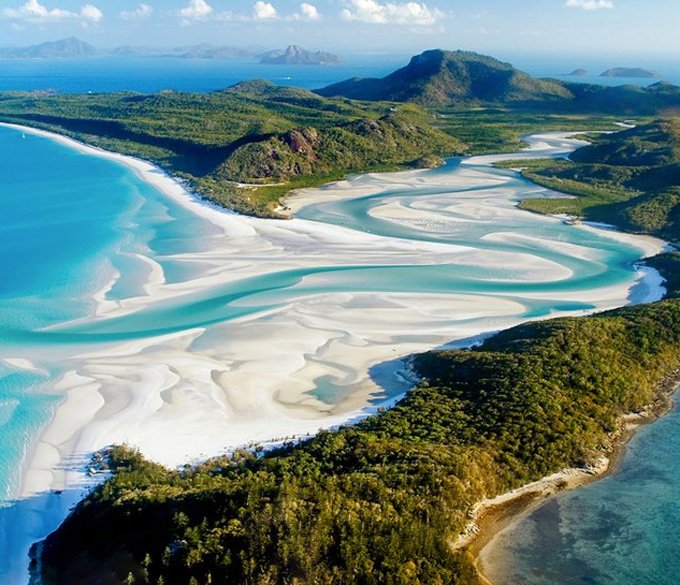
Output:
top-left (2, 49), bottom-right (679, 585)
top-left (600, 67), bottom-right (659, 79)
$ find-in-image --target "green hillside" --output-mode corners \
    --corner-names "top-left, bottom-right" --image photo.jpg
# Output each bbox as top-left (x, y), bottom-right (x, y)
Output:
top-left (317, 50), bottom-right (680, 114)
top-left (317, 49), bottom-right (572, 107)
top-left (504, 118), bottom-right (680, 240)
top-left (0, 82), bottom-right (463, 217)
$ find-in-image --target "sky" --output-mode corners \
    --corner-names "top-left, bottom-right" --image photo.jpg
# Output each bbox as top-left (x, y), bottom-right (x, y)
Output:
top-left (0, 0), bottom-right (678, 60)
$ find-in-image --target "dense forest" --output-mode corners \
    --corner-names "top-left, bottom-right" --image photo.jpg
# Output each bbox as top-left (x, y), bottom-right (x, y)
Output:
top-left (38, 288), bottom-right (680, 585)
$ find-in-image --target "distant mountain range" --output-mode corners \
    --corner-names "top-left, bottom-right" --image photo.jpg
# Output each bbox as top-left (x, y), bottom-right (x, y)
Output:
top-left (564, 67), bottom-right (660, 78)
top-left (0, 37), bottom-right (336, 64)
top-left (112, 43), bottom-right (255, 59)
top-left (259, 45), bottom-right (340, 65)
top-left (316, 49), bottom-right (680, 114)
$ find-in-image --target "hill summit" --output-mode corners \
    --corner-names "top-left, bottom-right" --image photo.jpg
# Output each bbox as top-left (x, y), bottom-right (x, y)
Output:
top-left (317, 49), bottom-right (572, 106)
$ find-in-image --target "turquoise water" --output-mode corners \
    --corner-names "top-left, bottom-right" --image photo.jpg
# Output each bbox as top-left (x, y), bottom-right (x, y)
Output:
top-left (0, 125), bottom-right (665, 583)
top-left (0, 127), bottom-right (655, 501)
top-left (483, 395), bottom-right (680, 585)
top-left (0, 125), bottom-right (221, 501)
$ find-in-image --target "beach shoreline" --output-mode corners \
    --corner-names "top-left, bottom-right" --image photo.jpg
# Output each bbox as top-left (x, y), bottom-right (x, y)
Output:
top-left (459, 371), bottom-right (680, 585)
top-left (0, 123), bottom-right (668, 585)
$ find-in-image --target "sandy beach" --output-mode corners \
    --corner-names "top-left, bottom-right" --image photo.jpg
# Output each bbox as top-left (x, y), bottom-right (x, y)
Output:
top-left (472, 374), bottom-right (680, 585)
top-left (0, 123), bottom-right (668, 584)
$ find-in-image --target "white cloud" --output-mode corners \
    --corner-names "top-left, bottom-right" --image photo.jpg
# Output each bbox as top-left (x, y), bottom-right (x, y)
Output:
top-left (565, 0), bottom-right (614, 9)
top-left (253, 1), bottom-right (277, 20)
top-left (80, 3), bottom-right (102, 22)
top-left (1, 0), bottom-right (103, 23)
top-left (183, 1), bottom-right (316, 24)
top-left (341, 0), bottom-right (441, 25)
top-left (299, 3), bottom-right (320, 21)
top-left (180, 0), bottom-right (213, 22)
top-left (120, 3), bottom-right (153, 20)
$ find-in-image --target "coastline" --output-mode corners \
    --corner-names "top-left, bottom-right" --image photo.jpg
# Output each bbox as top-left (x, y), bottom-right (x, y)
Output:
top-left (0, 123), bottom-right (668, 585)
top-left (460, 371), bottom-right (680, 585)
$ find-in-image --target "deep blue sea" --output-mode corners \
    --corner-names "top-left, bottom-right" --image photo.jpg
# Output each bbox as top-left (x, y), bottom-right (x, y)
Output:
top-left (0, 53), bottom-right (676, 94)
top-left (0, 54), bottom-right (407, 94)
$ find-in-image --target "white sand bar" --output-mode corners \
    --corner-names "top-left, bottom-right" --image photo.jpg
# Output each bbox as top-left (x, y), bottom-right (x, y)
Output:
top-left (0, 125), bottom-right (667, 584)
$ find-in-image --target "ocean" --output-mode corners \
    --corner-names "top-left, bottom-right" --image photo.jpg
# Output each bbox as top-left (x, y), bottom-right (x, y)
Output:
top-left (0, 54), bottom-right (407, 94)
top-left (0, 53), bottom-right (677, 95)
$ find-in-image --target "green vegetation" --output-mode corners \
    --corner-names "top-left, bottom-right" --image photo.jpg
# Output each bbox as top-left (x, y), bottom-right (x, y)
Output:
top-left (39, 297), bottom-right (680, 585)
top-left (497, 119), bottom-right (680, 241)
top-left (0, 82), bottom-right (463, 217)
top-left (317, 49), bottom-right (680, 114)
top-left (431, 109), bottom-right (636, 154)
top-left (318, 50), bottom-right (571, 106)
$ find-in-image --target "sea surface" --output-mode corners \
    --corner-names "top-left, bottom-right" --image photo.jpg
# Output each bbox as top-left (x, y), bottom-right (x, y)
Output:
top-left (0, 54), bottom-right (406, 94)
top-left (482, 393), bottom-right (680, 585)
top-left (0, 53), bottom-right (677, 94)
top-left (0, 126), bottom-right (223, 502)
top-left (0, 125), bottom-right (669, 584)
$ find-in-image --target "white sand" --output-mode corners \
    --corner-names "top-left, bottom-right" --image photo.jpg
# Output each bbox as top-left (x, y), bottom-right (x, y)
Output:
top-left (0, 125), bottom-right (667, 584)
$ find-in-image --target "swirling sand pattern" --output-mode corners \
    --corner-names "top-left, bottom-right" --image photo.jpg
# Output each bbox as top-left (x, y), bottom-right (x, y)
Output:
top-left (0, 125), bottom-right (665, 584)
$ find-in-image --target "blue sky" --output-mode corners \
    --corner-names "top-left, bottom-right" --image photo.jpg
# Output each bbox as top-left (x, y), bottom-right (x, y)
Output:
top-left (0, 0), bottom-right (678, 59)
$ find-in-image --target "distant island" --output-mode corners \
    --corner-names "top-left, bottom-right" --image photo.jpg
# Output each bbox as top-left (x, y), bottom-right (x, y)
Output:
top-left (600, 67), bottom-right (659, 78)
top-left (0, 37), bottom-right (98, 59)
top-left (565, 68), bottom-right (588, 77)
top-left (259, 45), bottom-right (340, 65)
top-left (0, 37), bottom-right (340, 64)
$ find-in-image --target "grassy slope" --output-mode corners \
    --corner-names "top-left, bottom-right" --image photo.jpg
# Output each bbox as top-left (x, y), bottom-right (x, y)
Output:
top-left (0, 83), bottom-right (463, 217)
top-left (317, 50), bottom-right (571, 107)
top-left (498, 119), bottom-right (680, 240)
